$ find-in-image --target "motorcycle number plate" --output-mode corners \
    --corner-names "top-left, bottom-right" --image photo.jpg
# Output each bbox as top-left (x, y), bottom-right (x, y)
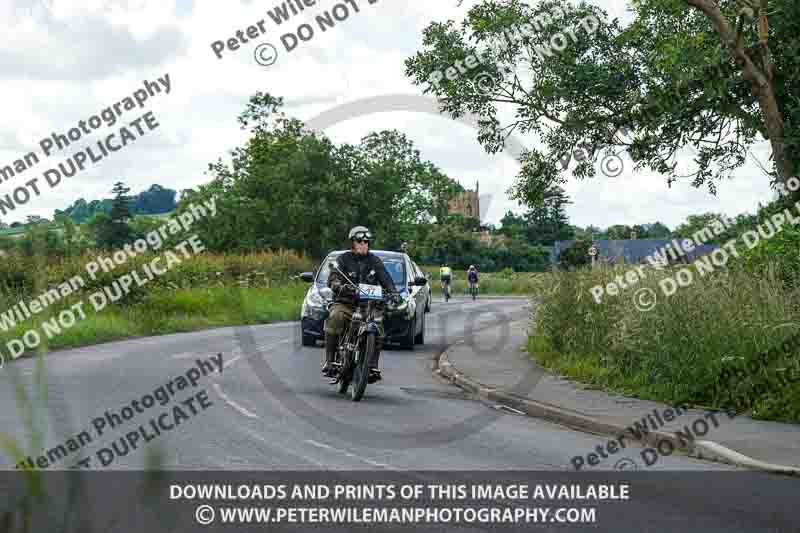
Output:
top-left (358, 283), bottom-right (383, 300)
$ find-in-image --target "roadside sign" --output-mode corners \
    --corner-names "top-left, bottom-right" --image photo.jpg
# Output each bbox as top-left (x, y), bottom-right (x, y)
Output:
top-left (588, 246), bottom-right (598, 256)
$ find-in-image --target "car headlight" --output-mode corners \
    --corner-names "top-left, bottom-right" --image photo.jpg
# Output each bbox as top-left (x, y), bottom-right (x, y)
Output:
top-left (307, 288), bottom-right (326, 307)
top-left (303, 288), bottom-right (327, 319)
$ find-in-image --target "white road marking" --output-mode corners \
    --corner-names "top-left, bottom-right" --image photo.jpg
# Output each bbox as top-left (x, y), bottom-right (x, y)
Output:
top-left (238, 426), bottom-right (327, 468)
top-left (224, 355), bottom-right (242, 369)
top-left (212, 383), bottom-right (259, 419)
top-left (304, 439), bottom-right (395, 469)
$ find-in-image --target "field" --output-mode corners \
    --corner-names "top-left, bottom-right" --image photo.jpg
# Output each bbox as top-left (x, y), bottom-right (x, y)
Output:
top-left (0, 249), bottom-right (312, 362)
top-left (419, 266), bottom-right (548, 296)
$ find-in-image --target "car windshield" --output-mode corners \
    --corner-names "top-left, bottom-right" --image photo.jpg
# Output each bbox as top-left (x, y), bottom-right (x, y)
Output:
top-left (316, 253), bottom-right (406, 287)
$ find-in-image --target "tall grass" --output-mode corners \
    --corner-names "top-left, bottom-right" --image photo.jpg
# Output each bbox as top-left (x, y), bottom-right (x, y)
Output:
top-left (528, 264), bottom-right (800, 423)
top-left (0, 250), bottom-right (313, 361)
top-left (420, 266), bottom-right (546, 295)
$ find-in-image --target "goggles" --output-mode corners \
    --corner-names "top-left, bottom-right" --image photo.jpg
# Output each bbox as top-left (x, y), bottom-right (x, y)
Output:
top-left (351, 231), bottom-right (373, 242)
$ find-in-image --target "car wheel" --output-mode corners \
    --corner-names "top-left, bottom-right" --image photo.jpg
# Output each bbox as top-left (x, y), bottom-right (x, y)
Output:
top-left (414, 311), bottom-right (425, 345)
top-left (401, 314), bottom-right (416, 350)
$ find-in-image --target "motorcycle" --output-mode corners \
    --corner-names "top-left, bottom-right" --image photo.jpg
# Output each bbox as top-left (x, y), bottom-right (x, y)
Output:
top-left (322, 263), bottom-right (397, 402)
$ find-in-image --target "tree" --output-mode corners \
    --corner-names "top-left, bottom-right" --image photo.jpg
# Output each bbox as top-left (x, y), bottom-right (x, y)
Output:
top-left (131, 184), bottom-right (177, 214)
top-left (110, 182), bottom-right (132, 222)
top-left (499, 210), bottom-right (527, 238)
top-left (405, 0), bottom-right (800, 208)
top-left (641, 222), bottom-right (672, 239)
top-left (559, 239), bottom-right (591, 269)
top-left (607, 224), bottom-right (635, 240)
top-left (194, 92), bottom-right (464, 258)
top-left (679, 0), bottom-right (796, 186)
top-left (525, 185), bottom-right (573, 245)
top-left (674, 211), bottom-right (756, 244)
top-left (86, 182), bottom-right (133, 250)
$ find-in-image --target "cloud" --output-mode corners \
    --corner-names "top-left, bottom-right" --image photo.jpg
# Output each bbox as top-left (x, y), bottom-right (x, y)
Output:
top-left (4, 3), bottom-right (187, 81)
top-left (0, 0), bottom-right (778, 232)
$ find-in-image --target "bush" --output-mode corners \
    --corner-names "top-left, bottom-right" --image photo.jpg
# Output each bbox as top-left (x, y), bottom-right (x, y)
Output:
top-left (558, 240), bottom-right (590, 269)
top-left (529, 265), bottom-right (800, 423)
top-left (741, 224), bottom-right (800, 287)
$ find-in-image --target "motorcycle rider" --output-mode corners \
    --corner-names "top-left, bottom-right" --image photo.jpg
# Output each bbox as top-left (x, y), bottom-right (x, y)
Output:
top-left (322, 226), bottom-right (402, 383)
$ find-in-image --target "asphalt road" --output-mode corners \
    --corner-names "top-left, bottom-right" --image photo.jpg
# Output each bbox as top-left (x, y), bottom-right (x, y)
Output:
top-left (0, 297), bottom-right (797, 532)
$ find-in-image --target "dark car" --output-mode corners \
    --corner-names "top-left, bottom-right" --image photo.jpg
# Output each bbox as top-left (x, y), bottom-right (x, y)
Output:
top-left (299, 250), bottom-right (429, 349)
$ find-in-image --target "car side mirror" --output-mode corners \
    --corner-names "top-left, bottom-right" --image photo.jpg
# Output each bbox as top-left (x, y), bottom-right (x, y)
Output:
top-left (299, 272), bottom-right (314, 282)
top-left (413, 276), bottom-right (428, 286)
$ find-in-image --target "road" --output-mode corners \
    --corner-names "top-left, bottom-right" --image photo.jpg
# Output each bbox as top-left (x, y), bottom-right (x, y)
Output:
top-left (0, 297), bottom-right (797, 532)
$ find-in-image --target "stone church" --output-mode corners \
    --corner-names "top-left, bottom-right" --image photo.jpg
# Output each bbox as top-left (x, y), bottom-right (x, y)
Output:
top-left (447, 181), bottom-right (480, 220)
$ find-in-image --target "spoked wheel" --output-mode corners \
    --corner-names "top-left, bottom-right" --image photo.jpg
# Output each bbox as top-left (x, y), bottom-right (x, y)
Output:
top-left (338, 369), bottom-right (350, 394)
top-left (350, 334), bottom-right (374, 402)
top-left (338, 352), bottom-right (351, 395)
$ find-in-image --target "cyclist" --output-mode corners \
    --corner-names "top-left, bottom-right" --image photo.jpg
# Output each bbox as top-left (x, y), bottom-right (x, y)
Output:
top-left (467, 265), bottom-right (479, 300)
top-left (439, 263), bottom-right (452, 301)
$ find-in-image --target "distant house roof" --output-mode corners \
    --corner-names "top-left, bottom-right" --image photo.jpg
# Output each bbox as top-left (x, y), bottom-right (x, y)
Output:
top-left (550, 239), bottom-right (719, 264)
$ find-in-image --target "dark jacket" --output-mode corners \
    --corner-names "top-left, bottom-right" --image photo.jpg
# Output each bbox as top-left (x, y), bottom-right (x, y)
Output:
top-left (468, 270), bottom-right (479, 283)
top-left (328, 251), bottom-right (398, 305)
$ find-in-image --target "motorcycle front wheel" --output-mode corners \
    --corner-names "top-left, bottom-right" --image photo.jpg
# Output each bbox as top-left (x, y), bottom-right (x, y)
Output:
top-left (338, 349), bottom-right (351, 394)
top-left (350, 333), bottom-right (374, 402)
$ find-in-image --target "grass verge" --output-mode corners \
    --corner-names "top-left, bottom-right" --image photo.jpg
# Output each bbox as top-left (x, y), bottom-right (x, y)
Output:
top-left (2, 285), bottom-right (307, 361)
top-left (527, 266), bottom-right (800, 424)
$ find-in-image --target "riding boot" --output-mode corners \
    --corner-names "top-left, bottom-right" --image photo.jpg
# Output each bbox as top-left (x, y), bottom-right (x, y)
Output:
top-left (322, 334), bottom-right (338, 377)
top-left (368, 340), bottom-right (382, 383)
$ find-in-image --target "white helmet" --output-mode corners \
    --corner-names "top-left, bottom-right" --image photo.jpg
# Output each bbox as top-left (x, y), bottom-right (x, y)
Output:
top-left (348, 226), bottom-right (372, 242)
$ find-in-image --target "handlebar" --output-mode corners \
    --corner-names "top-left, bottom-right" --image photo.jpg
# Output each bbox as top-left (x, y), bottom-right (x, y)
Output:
top-left (328, 262), bottom-right (401, 303)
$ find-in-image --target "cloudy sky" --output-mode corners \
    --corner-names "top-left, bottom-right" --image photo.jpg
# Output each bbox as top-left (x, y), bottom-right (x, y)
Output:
top-left (2, 0), bottom-right (777, 230)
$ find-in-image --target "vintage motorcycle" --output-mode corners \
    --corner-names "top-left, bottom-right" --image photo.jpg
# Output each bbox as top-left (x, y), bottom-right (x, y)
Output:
top-left (321, 263), bottom-right (398, 402)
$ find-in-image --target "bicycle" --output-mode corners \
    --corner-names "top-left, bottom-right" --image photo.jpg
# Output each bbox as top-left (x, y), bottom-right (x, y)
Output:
top-left (440, 278), bottom-right (451, 302)
top-left (469, 282), bottom-right (478, 300)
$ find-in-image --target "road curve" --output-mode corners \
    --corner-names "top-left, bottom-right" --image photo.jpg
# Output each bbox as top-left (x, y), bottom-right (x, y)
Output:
top-left (0, 298), bottom-right (797, 532)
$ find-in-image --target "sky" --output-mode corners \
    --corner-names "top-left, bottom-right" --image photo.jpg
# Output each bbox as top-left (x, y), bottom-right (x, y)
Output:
top-left (1, 0), bottom-right (778, 231)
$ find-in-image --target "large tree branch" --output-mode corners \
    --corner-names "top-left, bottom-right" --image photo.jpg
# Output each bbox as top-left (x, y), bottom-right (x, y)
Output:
top-left (685, 0), bottom-right (794, 183)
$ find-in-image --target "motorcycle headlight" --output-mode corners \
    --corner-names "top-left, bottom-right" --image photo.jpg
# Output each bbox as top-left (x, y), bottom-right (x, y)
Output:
top-left (394, 301), bottom-right (408, 312)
